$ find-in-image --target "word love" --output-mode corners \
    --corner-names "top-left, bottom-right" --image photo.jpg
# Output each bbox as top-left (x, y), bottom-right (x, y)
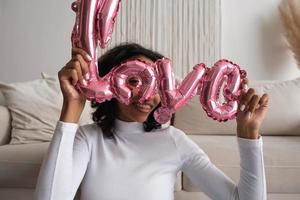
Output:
top-left (70, 0), bottom-right (247, 124)
top-left (76, 58), bottom-right (247, 124)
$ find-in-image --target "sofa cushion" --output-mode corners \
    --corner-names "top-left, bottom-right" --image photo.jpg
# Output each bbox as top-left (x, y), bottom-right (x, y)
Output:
top-left (0, 142), bottom-right (49, 188)
top-left (0, 76), bottom-right (93, 144)
top-left (0, 106), bottom-right (11, 145)
top-left (0, 78), bottom-right (62, 144)
top-left (0, 188), bottom-right (36, 200)
top-left (0, 90), bottom-right (6, 106)
top-left (174, 191), bottom-right (300, 200)
top-left (174, 78), bottom-right (300, 136)
top-left (0, 141), bottom-right (182, 191)
top-left (182, 135), bottom-right (300, 193)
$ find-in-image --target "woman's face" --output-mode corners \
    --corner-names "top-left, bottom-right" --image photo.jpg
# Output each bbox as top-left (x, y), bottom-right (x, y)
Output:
top-left (116, 56), bottom-right (161, 122)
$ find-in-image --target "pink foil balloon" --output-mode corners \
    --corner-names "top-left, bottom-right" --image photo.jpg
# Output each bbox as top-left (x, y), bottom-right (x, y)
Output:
top-left (71, 0), bottom-right (99, 81)
top-left (69, 0), bottom-right (247, 124)
top-left (154, 58), bottom-right (207, 124)
top-left (76, 72), bottom-right (114, 103)
top-left (74, 59), bottom-right (157, 105)
top-left (71, 0), bottom-right (121, 101)
top-left (153, 58), bottom-right (246, 124)
top-left (200, 59), bottom-right (247, 122)
top-left (97, 0), bottom-right (121, 48)
top-left (111, 59), bottom-right (158, 105)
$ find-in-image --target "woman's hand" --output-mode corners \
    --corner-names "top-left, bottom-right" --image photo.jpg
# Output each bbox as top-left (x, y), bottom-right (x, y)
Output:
top-left (236, 79), bottom-right (269, 139)
top-left (58, 47), bottom-right (92, 123)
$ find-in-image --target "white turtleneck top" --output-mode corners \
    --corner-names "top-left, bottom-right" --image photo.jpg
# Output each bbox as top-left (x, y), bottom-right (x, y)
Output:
top-left (34, 119), bottom-right (266, 200)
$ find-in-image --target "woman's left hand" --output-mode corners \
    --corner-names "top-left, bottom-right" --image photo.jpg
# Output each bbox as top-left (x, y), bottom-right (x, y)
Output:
top-left (236, 79), bottom-right (269, 139)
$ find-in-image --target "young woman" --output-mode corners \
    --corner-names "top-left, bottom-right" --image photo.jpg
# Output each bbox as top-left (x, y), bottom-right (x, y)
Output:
top-left (34, 43), bottom-right (268, 200)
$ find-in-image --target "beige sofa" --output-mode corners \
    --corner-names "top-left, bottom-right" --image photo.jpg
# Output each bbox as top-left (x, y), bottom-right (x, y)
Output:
top-left (0, 76), bottom-right (300, 200)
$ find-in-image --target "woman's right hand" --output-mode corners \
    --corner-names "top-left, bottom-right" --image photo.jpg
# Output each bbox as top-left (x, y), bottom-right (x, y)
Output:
top-left (58, 47), bottom-right (92, 123)
top-left (58, 47), bottom-right (92, 104)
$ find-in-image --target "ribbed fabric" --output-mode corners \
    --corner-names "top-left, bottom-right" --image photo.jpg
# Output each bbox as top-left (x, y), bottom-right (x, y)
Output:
top-left (34, 119), bottom-right (266, 200)
top-left (98, 0), bottom-right (221, 78)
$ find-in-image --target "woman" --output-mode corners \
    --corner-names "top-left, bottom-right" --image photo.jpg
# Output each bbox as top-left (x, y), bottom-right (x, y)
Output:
top-left (34, 43), bottom-right (268, 200)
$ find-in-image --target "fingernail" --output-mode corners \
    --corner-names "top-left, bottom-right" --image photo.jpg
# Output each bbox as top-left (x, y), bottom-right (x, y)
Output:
top-left (240, 104), bottom-right (246, 111)
top-left (86, 54), bottom-right (92, 61)
top-left (84, 73), bottom-right (90, 80)
top-left (243, 84), bottom-right (248, 90)
top-left (82, 79), bottom-right (87, 86)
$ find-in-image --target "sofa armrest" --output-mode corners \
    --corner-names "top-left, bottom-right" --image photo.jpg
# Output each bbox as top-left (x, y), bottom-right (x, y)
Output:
top-left (0, 105), bottom-right (11, 145)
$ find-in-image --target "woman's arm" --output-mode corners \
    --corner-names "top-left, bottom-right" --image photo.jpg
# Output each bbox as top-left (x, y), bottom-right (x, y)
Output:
top-left (34, 121), bottom-right (90, 200)
top-left (34, 47), bottom-right (92, 199)
top-left (173, 81), bottom-right (269, 199)
top-left (172, 129), bottom-right (266, 200)
top-left (235, 135), bottom-right (266, 199)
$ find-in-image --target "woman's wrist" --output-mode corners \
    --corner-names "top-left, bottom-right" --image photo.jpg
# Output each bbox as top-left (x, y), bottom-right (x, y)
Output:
top-left (59, 100), bottom-right (85, 123)
top-left (237, 126), bottom-right (260, 139)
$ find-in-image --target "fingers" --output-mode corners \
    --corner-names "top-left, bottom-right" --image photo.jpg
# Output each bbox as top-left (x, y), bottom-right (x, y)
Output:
top-left (68, 61), bottom-right (85, 86)
top-left (72, 47), bottom-right (92, 62)
top-left (258, 93), bottom-right (269, 108)
top-left (238, 79), bottom-right (249, 101)
top-left (241, 78), bottom-right (249, 91)
top-left (247, 94), bottom-right (260, 113)
top-left (58, 67), bottom-right (79, 86)
top-left (59, 53), bottom-right (90, 87)
top-left (59, 63), bottom-right (84, 87)
top-left (239, 86), bottom-right (269, 114)
top-left (72, 54), bottom-right (89, 78)
top-left (71, 48), bottom-right (92, 80)
top-left (239, 88), bottom-right (255, 111)
top-left (70, 68), bottom-right (79, 86)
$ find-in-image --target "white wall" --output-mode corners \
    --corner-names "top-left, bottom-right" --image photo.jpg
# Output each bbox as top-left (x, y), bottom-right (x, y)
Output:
top-left (98, 0), bottom-right (220, 78)
top-left (0, 0), bottom-right (299, 83)
top-left (0, 0), bottom-right (74, 83)
top-left (221, 0), bottom-right (300, 80)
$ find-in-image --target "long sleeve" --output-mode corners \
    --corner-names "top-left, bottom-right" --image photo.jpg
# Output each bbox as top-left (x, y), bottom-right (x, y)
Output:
top-left (172, 128), bottom-right (266, 200)
top-left (34, 121), bottom-right (90, 200)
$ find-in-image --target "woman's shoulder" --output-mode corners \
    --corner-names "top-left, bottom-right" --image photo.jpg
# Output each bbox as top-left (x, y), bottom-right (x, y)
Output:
top-left (166, 125), bottom-right (186, 134)
top-left (157, 124), bottom-right (187, 139)
top-left (78, 122), bottom-right (104, 139)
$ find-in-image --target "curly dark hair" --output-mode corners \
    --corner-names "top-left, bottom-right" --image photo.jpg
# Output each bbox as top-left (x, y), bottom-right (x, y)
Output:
top-left (91, 43), bottom-right (174, 140)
